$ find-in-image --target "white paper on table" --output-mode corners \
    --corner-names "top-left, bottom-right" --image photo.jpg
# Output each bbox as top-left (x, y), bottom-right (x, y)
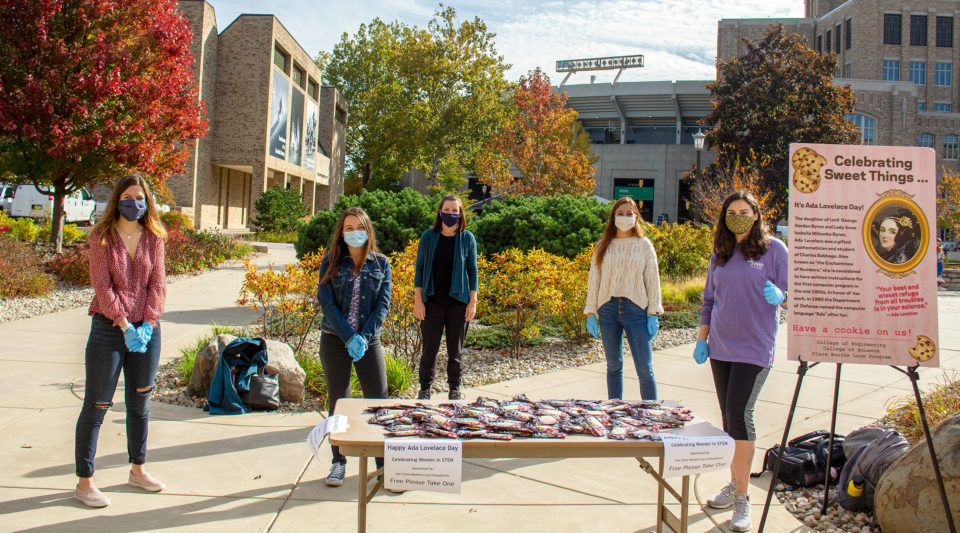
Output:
top-left (383, 438), bottom-right (462, 493)
top-left (659, 433), bottom-right (735, 477)
top-left (306, 415), bottom-right (349, 462)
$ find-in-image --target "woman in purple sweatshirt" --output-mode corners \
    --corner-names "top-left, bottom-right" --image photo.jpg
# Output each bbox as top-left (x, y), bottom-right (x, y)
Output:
top-left (694, 190), bottom-right (787, 532)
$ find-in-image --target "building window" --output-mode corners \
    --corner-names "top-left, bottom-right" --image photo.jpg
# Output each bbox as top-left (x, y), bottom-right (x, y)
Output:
top-left (882, 60), bottom-right (900, 81)
top-left (884, 14), bottom-right (901, 44)
top-left (826, 30), bottom-right (832, 53)
top-left (835, 24), bottom-right (842, 52)
top-left (935, 63), bottom-right (952, 86)
top-left (918, 101), bottom-right (926, 111)
top-left (935, 103), bottom-right (952, 112)
top-left (909, 61), bottom-right (926, 84)
top-left (292, 64), bottom-right (306, 89)
top-left (945, 135), bottom-right (959, 159)
top-left (937, 16), bottom-right (953, 47)
top-left (308, 79), bottom-right (319, 100)
top-left (273, 45), bottom-right (290, 73)
top-left (817, 35), bottom-right (823, 53)
top-left (335, 106), bottom-right (347, 125)
top-left (845, 19), bottom-right (852, 49)
top-left (844, 63), bottom-right (852, 78)
top-left (911, 15), bottom-right (927, 46)
top-left (848, 113), bottom-right (876, 145)
top-left (918, 133), bottom-right (934, 147)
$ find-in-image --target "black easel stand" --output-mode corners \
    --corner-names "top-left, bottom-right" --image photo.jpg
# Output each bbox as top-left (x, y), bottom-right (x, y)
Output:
top-left (891, 364), bottom-right (956, 533)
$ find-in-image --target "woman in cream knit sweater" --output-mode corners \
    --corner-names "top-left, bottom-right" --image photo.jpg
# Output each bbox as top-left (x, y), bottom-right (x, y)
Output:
top-left (583, 197), bottom-right (663, 400)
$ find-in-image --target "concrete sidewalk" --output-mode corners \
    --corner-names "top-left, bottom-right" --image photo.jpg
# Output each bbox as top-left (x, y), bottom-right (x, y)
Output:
top-left (0, 242), bottom-right (957, 532)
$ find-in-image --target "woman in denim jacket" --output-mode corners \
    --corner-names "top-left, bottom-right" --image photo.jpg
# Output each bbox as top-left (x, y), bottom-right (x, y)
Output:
top-left (316, 207), bottom-right (392, 487)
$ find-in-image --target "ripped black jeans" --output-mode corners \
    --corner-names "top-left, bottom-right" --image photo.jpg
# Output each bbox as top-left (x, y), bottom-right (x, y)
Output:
top-left (75, 314), bottom-right (161, 478)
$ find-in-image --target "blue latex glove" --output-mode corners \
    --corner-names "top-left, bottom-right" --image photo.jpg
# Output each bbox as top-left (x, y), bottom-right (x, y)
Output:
top-left (763, 280), bottom-right (785, 305)
top-left (137, 322), bottom-right (154, 347)
top-left (693, 340), bottom-right (709, 364)
top-left (123, 325), bottom-right (147, 353)
top-left (586, 315), bottom-right (599, 339)
top-left (647, 315), bottom-right (659, 338)
top-left (347, 335), bottom-right (367, 361)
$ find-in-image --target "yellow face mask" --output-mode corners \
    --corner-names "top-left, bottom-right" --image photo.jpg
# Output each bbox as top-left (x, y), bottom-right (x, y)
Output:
top-left (725, 214), bottom-right (755, 235)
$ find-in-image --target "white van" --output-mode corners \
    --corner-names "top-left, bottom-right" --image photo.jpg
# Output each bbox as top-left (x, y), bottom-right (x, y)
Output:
top-left (9, 185), bottom-right (97, 225)
top-left (0, 183), bottom-right (15, 213)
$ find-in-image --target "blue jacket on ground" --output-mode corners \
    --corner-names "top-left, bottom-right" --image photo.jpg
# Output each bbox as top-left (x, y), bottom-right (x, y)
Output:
top-left (317, 252), bottom-right (392, 344)
top-left (414, 229), bottom-right (478, 304)
top-left (205, 337), bottom-right (268, 415)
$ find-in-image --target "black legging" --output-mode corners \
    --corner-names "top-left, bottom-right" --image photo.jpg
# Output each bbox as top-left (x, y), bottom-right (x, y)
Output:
top-left (318, 332), bottom-right (387, 464)
top-left (710, 359), bottom-right (770, 441)
top-left (419, 299), bottom-right (468, 391)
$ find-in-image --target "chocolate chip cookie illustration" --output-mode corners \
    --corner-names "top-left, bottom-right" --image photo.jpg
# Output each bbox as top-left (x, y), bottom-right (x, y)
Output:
top-left (908, 335), bottom-right (936, 362)
top-left (791, 147), bottom-right (827, 194)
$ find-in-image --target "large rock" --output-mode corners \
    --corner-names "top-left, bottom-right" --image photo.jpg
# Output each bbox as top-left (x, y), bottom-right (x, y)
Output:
top-left (875, 413), bottom-right (960, 533)
top-left (184, 334), bottom-right (305, 403)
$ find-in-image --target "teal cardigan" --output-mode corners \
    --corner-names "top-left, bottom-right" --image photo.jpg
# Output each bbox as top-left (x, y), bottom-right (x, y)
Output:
top-left (414, 228), bottom-right (478, 304)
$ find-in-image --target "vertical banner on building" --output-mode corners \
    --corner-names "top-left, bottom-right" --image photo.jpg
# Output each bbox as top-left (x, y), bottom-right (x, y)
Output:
top-left (269, 70), bottom-right (289, 159)
top-left (304, 98), bottom-right (318, 171)
top-left (788, 144), bottom-right (939, 367)
top-left (289, 87), bottom-right (304, 166)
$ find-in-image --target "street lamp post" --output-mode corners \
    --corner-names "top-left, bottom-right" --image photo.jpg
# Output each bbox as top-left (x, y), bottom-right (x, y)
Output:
top-left (693, 128), bottom-right (706, 176)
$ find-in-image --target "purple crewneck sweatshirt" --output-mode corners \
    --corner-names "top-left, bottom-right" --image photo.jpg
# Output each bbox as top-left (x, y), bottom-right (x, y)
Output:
top-left (700, 238), bottom-right (788, 368)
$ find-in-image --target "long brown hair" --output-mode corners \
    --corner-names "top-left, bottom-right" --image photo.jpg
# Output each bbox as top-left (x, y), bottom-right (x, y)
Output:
top-left (93, 174), bottom-right (167, 246)
top-left (432, 194), bottom-right (466, 233)
top-left (713, 190), bottom-right (769, 266)
top-left (319, 206), bottom-right (381, 284)
top-left (593, 197), bottom-right (645, 268)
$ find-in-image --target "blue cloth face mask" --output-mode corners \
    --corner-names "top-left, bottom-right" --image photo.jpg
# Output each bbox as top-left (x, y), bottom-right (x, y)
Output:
top-left (343, 229), bottom-right (368, 248)
top-left (118, 199), bottom-right (147, 222)
top-left (440, 212), bottom-right (460, 228)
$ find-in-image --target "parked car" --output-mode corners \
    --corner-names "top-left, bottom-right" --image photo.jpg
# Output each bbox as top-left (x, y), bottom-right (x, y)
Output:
top-left (9, 185), bottom-right (97, 225)
top-left (0, 183), bottom-right (14, 213)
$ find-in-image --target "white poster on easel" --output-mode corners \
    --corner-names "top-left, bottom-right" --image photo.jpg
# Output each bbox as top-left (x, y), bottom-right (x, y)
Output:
top-left (660, 433), bottom-right (734, 477)
top-left (384, 438), bottom-right (462, 493)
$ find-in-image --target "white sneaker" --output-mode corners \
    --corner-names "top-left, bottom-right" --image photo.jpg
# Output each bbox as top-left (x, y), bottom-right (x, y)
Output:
top-left (707, 480), bottom-right (737, 509)
top-left (74, 484), bottom-right (110, 508)
top-left (128, 470), bottom-right (166, 492)
top-left (730, 493), bottom-right (752, 532)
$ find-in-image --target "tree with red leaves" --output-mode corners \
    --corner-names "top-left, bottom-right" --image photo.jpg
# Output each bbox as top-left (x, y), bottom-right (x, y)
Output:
top-left (0, 0), bottom-right (206, 251)
top-left (476, 68), bottom-right (597, 197)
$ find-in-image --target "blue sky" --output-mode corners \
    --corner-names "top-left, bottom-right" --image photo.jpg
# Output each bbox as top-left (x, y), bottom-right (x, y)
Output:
top-left (208, 0), bottom-right (804, 83)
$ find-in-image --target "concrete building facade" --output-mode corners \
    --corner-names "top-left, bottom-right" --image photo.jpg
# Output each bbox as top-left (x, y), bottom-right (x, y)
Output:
top-left (171, 0), bottom-right (346, 230)
top-left (719, 0), bottom-right (960, 178)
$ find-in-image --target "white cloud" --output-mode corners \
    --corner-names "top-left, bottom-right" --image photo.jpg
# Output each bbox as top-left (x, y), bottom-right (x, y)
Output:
top-left (206, 0), bottom-right (804, 81)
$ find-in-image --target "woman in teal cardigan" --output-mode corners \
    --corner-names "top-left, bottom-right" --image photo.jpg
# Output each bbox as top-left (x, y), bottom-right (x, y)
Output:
top-left (413, 195), bottom-right (479, 400)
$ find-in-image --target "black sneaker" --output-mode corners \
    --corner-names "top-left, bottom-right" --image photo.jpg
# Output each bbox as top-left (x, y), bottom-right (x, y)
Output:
top-left (326, 462), bottom-right (345, 487)
top-left (417, 389), bottom-right (431, 400)
top-left (448, 389), bottom-right (462, 400)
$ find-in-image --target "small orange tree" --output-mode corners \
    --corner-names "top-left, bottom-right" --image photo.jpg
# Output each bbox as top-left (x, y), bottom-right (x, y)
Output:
top-left (384, 240), bottom-right (422, 367)
top-left (237, 251), bottom-right (324, 354)
top-left (938, 167), bottom-right (960, 234)
top-left (551, 245), bottom-right (592, 342)
top-left (688, 153), bottom-right (780, 225)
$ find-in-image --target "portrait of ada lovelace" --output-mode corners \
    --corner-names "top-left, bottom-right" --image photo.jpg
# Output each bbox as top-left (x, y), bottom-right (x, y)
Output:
top-left (866, 204), bottom-right (925, 271)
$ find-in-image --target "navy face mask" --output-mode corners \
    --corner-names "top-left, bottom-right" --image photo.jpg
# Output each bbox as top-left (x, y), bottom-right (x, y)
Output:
top-left (118, 199), bottom-right (147, 222)
top-left (441, 212), bottom-right (460, 228)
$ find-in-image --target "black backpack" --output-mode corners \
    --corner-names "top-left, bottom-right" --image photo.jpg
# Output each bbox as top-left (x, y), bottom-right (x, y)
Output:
top-left (834, 428), bottom-right (909, 511)
top-left (751, 430), bottom-right (847, 487)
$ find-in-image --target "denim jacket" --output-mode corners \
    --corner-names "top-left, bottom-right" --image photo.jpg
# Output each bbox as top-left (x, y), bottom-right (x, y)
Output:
top-left (316, 252), bottom-right (392, 344)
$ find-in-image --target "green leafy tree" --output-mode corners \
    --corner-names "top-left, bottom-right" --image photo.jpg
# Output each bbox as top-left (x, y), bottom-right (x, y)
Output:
top-left (252, 186), bottom-right (307, 233)
top-left (938, 167), bottom-right (960, 234)
top-left (320, 7), bottom-right (510, 189)
top-left (704, 24), bottom-right (860, 218)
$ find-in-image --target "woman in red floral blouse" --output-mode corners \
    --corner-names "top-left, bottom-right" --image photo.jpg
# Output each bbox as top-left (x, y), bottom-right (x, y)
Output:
top-left (74, 174), bottom-right (167, 508)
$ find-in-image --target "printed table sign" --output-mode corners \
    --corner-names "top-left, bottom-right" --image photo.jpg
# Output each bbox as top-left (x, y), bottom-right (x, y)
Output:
top-left (660, 434), bottom-right (734, 477)
top-left (384, 438), bottom-right (462, 493)
top-left (788, 144), bottom-right (939, 366)
top-left (306, 415), bottom-right (348, 462)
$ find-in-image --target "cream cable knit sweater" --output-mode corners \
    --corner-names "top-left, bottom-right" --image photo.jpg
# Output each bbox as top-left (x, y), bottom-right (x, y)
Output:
top-left (583, 236), bottom-right (663, 315)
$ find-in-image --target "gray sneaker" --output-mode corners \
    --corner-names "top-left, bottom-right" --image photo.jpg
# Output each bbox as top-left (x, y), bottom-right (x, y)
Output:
top-left (326, 462), bottom-right (345, 487)
top-left (730, 493), bottom-right (751, 532)
top-left (707, 481), bottom-right (737, 509)
top-left (417, 389), bottom-right (431, 400)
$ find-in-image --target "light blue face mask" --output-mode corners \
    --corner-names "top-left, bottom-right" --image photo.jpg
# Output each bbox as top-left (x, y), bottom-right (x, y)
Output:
top-left (343, 229), bottom-right (368, 249)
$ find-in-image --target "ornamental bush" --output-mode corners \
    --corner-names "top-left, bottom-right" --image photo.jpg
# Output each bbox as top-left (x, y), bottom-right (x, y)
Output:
top-left (645, 222), bottom-right (713, 281)
top-left (296, 188), bottom-right (440, 258)
top-left (382, 240), bottom-right (422, 367)
top-left (46, 244), bottom-right (90, 286)
top-left (470, 195), bottom-right (608, 258)
top-left (551, 245), bottom-right (593, 341)
top-left (252, 185), bottom-right (308, 233)
top-left (0, 238), bottom-right (54, 298)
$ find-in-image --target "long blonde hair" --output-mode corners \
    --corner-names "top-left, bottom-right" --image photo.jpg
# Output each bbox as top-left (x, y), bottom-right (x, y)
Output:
top-left (593, 197), bottom-right (645, 267)
top-left (319, 207), bottom-right (382, 285)
top-left (92, 174), bottom-right (167, 245)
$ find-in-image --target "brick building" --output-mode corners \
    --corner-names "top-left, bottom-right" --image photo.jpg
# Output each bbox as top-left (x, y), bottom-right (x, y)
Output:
top-left (170, 0), bottom-right (347, 230)
top-left (719, 0), bottom-right (960, 179)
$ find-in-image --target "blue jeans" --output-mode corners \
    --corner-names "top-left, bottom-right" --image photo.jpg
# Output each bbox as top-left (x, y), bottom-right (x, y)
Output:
top-left (597, 297), bottom-right (656, 400)
top-left (75, 314), bottom-right (161, 478)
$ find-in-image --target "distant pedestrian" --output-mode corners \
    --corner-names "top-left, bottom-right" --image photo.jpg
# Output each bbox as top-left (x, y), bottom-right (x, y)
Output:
top-left (937, 238), bottom-right (945, 288)
top-left (75, 174), bottom-right (167, 508)
top-left (695, 190), bottom-right (788, 532)
top-left (583, 197), bottom-right (663, 401)
top-left (316, 207), bottom-right (392, 488)
top-left (414, 195), bottom-right (478, 400)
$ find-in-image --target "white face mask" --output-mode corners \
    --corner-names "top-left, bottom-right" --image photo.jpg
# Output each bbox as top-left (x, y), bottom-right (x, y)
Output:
top-left (614, 215), bottom-right (636, 232)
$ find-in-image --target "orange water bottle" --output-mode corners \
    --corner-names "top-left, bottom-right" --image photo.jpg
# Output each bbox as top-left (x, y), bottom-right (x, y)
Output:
top-left (847, 475), bottom-right (864, 497)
